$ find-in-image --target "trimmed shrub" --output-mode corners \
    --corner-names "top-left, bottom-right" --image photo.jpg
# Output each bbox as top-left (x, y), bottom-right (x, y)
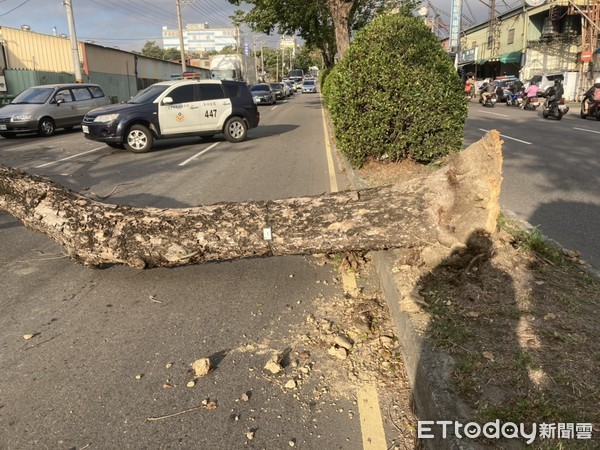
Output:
top-left (323, 13), bottom-right (466, 167)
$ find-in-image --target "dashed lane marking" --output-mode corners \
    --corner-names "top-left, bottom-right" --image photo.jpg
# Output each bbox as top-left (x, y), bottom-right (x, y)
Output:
top-left (573, 127), bottom-right (600, 134)
top-left (178, 142), bottom-right (220, 167)
top-left (480, 110), bottom-right (509, 117)
top-left (35, 146), bottom-right (107, 168)
top-left (478, 128), bottom-right (532, 145)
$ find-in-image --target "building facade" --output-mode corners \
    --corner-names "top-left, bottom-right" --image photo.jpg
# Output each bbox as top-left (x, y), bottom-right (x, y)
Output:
top-left (457, 0), bottom-right (599, 101)
top-left (0, 25), bottom-right (208, 104)
top-left (162, 23), bottom-right (237, 53)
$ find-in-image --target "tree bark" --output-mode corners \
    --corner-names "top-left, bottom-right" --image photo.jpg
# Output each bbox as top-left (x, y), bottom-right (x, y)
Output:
top-left (0, 131), bottom-right (503, 269)
top-left (327, 0), bottom-right (353, 60)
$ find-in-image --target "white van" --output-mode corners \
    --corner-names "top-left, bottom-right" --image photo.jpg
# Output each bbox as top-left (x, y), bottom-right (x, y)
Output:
top-left (0, 83), bottom-right (110, 138)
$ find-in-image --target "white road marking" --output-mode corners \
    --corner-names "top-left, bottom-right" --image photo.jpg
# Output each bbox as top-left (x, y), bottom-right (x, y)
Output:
top-left (270, 105), bottom-right (279, 111)
top-left (478, 128), bottom-right (532, 145)
top-left (573, 127), bottom-right (600, 134)
top-left (35, 146), bottom-right (107, 168)
top-left (480, 110), bottom-right (509, 117)
top-left (178, 142), bottom-right (220, 166)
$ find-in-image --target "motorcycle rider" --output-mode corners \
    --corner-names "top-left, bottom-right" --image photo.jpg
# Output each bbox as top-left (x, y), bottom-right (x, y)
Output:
top-left (546, 78), bottom-right (564, 109)
top-left (521, 81), bottom-right (540, 109)
top-left (481, 80), bottom-right (497, 105)
top-left (582, 77), bottom-right (600, 114)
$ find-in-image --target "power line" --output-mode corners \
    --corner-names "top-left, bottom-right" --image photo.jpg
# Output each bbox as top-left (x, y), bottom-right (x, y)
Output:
top-left (0, 0), bottom-right (31, 17)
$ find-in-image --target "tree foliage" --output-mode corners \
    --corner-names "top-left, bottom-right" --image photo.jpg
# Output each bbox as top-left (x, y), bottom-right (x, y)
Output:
top-left (228, 0), bottom-right (385, 66)
top-left (323, 12), bottom-right (466, 167)
top-left (140, 41), bottom-right (181, 61)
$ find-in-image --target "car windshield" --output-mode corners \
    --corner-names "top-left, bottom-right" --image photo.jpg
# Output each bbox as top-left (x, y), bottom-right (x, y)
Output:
top-left (303, 80), bottom-right (315, 86)
top-left (270, 83), bottom-right (283, 89)
top-left (251, 84), bottom-right (269, 92)
top-left (128, 84), bottom-right (170, 104)
top-left (11, 87), bottom-right (55, 104)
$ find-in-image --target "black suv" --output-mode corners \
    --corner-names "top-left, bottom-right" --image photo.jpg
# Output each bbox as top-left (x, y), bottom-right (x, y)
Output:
top-left (82, 79), bottom-right (259, 153)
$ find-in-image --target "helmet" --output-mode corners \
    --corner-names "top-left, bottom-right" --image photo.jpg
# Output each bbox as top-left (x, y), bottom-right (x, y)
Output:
top-left (554, 78), bottom-right (562, 84)
top-left (595, 76), bottom-right (600, 84)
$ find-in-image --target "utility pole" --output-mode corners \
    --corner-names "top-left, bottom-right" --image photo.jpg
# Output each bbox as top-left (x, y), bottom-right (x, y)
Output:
top-left (260, 42), bottom-right (265, 81)
top-left (176, 0), bottom-right (187, 73)
top-left (63, 0), bottom-right (83, 82)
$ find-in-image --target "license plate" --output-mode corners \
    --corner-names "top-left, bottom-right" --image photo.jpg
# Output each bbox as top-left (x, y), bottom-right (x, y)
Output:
top-left (82, 125), bottom-right (89, 134)
top-left (0, 124), bottom-right (6, 131)
top-left (558, 105), bottom-right (567, 111)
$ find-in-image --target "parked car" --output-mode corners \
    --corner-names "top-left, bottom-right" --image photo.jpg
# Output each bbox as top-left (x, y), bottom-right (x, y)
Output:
top-left (301, 79), bottom-right (317, 93)
top-left (284, 80), bottom-right (295, 95)
top-left (269, 82), bottom-right (285, 100)
top-left (250, 83), bottom-right (276, 105)
top-left (0, 83), bottom-right (110, 138)
top-left (525, 72), bottom-right (565, 97)
top-left (81, 79), bottom-right (259, 153)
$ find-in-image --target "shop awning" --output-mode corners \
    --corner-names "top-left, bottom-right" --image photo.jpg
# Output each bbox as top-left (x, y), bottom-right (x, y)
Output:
top-left (499, 51), bottom-right (522, 64)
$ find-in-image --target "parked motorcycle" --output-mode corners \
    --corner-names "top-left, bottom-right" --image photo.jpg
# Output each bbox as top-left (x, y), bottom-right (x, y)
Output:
top-left (542, 96), bottom-right (569, 120)
top-left (580, 99), bottom-right (600, 121)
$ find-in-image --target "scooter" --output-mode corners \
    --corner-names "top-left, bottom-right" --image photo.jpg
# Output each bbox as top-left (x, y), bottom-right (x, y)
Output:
top-left (580, 99), bottom-right (600, 120)
top-left (542, 96), bottom-right (569, 120)
top-left (522, 95), bottom-right (540, 110)
top-left (480, 92), bottom-right (497, 107)
top-left (506, 91), bottom-right (523, 107)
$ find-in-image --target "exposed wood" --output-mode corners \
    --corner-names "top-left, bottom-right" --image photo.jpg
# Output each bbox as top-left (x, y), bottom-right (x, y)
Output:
top-left (0, 131), bottom-right (503, 269)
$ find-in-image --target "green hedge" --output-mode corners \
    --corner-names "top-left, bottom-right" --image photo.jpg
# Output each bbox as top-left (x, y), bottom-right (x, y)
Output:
top-left (323, 13), bottom-right (466, 167)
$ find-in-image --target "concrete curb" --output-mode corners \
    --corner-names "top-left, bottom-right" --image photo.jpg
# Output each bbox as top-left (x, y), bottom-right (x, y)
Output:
top-left (335, 150), bottom-right (477, 450)
top-left (332, 141), bottom-right (598, 450)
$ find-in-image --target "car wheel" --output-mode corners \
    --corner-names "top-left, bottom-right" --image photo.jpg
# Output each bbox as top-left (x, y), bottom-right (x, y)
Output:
top-left (223, 117), bottom-right (247, 143)
top-left (124, 124), bottom-right (153, 153)
top-left (38, 117), bottom-right (56, 137)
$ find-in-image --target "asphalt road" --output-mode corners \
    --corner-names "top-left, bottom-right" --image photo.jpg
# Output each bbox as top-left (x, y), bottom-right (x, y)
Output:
top-left (2, 92), bottom-right (598, 449)
top-left (0, 94), bottom-right (391, 449)
top-left (464, 101), bottom-right (600, 269)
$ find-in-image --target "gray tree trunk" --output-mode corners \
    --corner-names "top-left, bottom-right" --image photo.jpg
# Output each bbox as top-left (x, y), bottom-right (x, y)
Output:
top-left (0, 132), bottom-right (503, 269)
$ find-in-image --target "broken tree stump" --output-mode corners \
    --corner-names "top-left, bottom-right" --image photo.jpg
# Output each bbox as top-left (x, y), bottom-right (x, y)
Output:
top-left (0, 131), bottom-right (503, 268)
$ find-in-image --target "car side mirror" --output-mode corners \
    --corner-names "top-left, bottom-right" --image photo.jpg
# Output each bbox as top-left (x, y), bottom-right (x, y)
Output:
top-left (56, 98), bottom-right (65, 105)
top-left (162, 97), bottom-right (173, 105)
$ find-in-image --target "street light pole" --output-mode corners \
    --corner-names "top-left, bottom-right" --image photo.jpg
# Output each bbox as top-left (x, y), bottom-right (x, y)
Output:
top-left (176, 0), bottom-right (187, 73)
top-left (63, 0), bottom-right (83, 82)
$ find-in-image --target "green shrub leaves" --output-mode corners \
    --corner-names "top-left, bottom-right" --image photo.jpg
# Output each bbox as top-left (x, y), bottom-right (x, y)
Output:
top-left (323, 13), bottom-right (467, 167)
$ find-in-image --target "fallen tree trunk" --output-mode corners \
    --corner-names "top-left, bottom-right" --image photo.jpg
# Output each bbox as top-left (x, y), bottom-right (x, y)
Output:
top-left (0, 131), bottom-right (503, 268)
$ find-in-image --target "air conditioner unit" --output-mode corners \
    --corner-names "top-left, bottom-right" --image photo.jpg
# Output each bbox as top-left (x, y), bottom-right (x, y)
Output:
top-left (0, 76), bottom-right (7, 92)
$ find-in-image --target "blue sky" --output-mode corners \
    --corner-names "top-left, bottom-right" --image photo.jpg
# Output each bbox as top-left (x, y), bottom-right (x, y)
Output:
top-left (0, 0), bottom-right (258, 51)
top-left (0, 0), bottom-right (519, 52)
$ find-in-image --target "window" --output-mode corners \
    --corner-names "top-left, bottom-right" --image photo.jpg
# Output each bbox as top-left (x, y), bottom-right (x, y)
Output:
top-left (223, 83), bottom-right (240, 98)
top-left (487, 33), bottom-right (493, 50)
top-left (72, 87), bottom-right (92, 101)
top-left (507, 29), bottom-right (515, 45)
top-left (88, 86), bottom-right (106, 99)
top-left (55, 89), bottom-right (74, 103)
top-left (198, 84), bottom-right (225, 100)
top-left (168, 85), bottom-right (195, 104)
